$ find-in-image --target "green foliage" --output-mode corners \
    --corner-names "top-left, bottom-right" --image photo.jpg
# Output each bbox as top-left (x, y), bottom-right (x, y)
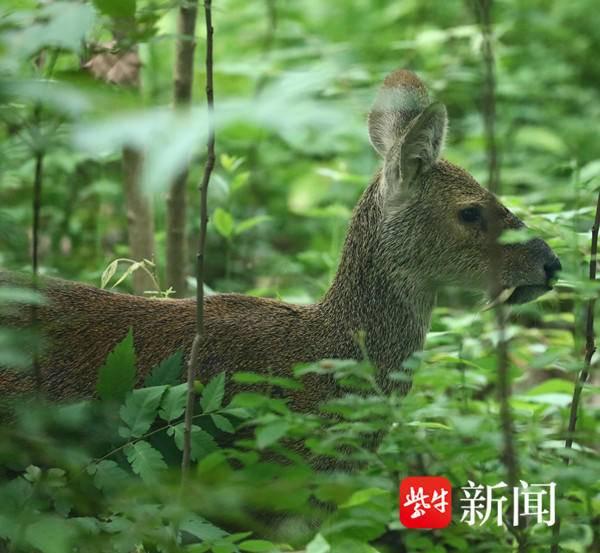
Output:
top-left (1, 0), bottom-right (600, 551)
top-left (144, 349), bottom-right (185, 387)
top-left (95, 328), bottom-right (136, 402)
top-left (124, 440), bottom-right (167, 483)
top-left (119, 385), bottom-right (167, 438)
top-left (200, 372), bottom-right (226, 413)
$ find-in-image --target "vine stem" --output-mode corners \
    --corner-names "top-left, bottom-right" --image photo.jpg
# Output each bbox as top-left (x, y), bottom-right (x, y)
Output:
top-left (551, 189), bottom-right (600, 552)
top-left (181, 0), bottom-right (215, 481)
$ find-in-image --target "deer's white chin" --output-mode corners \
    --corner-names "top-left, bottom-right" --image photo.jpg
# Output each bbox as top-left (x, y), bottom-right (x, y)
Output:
top-left (484, 284), bottom-right (551, 310)
top-left (505, 284), bottom-right (552, 304)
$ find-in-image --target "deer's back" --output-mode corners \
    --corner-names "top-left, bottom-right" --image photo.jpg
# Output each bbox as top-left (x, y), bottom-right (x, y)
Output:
top-left (1, 275), bottom-right (344, 410)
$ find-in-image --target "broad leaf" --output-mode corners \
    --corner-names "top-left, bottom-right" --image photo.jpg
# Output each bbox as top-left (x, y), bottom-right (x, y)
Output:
top-left (211, 414), bottom-right (235, 433)
top-left (158, 383), bottom-right (188, 422)
top-left (239, 540), bottom-right (277, 552)
top-left (213, 208), bottom-right (234, 239)
top-left (25, 517), bottom-right (77, 553)
top-left (119, 386), bottom-right (167, 438)
top-left (96, 329), bottom-right (136, 402)
top-left (144, 350), bottom-right (185, 386)
top-left (124, 440), bottom-right (167, 484)
top-left (87, 460), bottom-right (130, 493)
top-left (235, 215), bottom-right (270, 236)
top-left (256, 420), bottom-right (290, 449)
top-left (170, 423), bottom-right (218, 461)
top-left (306, 534), bottom-right (330, 553)
top-left (92, 0), bottom-right (136, 19)
top-left (200, 372), bottom-right (225, 413)
top-left (179, 514), bottom-right (228, 542)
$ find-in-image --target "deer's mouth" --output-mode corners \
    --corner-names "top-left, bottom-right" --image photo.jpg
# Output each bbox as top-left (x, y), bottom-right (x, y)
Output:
top-left (505, 284), bottom-right (552, 304)
top-left (485, 284), bottom-right (552, 309)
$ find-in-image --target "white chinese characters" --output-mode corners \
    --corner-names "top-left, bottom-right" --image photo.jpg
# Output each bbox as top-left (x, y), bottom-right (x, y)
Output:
top-left (460, 480), bottom-right (556, 527)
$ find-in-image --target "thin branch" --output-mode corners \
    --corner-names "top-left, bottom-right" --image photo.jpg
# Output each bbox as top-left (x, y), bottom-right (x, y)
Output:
top-left (181, 0), bottom-right (215, 480)
top-left (31, 103), bottom-right (44, 394)
top-left (474, 0), bottom-right (520, 486)
top-left (474, 1), bottom-right (526, 550)
top-left (566, 191), bottom-right (600, 449)
top-left (551, 190), bottom-right (600, 552)
top-left (476, 0), bottom-right (500, 194)
top-left (91, 411), bottom-right (212, 467)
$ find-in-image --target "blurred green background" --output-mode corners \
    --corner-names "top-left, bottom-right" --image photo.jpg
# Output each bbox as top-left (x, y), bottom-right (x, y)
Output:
top-left (0, 1), bottom-right (598, 552)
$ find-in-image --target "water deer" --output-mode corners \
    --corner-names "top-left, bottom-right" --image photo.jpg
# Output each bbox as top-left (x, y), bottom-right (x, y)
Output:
top-left (0, 69), bottom-right (561, 410)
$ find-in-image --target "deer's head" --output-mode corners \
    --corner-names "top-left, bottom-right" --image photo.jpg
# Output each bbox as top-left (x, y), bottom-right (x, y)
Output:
top-left (368, 69), bottom-right (560, 305)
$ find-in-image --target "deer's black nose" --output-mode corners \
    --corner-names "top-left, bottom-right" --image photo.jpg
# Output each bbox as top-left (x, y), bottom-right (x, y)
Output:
top-left (544, 257), bottom-right (562, 281)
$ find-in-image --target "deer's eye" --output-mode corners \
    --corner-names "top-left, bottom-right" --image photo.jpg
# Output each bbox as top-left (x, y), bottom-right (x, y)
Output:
top-left (459, 206), bottom-right (482, 224)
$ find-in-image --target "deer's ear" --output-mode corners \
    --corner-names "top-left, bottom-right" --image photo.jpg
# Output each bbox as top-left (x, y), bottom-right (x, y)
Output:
top-left (398, 102), bottom-right (447, 185)
top-left (368, 69), bottom-right (431, 157)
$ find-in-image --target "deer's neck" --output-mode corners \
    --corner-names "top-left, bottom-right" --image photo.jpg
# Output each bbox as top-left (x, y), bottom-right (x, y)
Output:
top-left (317, 172), bottom-right (435, 382)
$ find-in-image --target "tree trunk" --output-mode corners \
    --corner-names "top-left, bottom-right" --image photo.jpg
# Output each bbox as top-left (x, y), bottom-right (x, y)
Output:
top-left (123, 146), bottom-right (156, 295)
top-left (166, 1), bottom-right (198, 298)
top-left (84, 37), bottom-right (155, 296)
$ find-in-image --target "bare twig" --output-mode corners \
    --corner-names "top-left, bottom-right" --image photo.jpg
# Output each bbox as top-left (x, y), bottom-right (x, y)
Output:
top-left (264, 0), bottom-right (278, 51)
top-left (181, 0), bottom-right (215, 480)
top-left (31, 104), bottom-right (44, 393)
top-left (551, 190), bottom-right (600, 552)
top-left (476, 0), bottom-right (500, 194)
top-left (474, 1), bottom-right (526, 550)
top-left (566, 191), bottom-right (600, 449)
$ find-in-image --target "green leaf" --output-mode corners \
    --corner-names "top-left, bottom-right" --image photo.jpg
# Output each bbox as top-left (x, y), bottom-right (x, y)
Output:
top-left (239, 540), bottom-right (277, 552)
top-left (340, 488), bottom-right (389, 508)
top-left (100, 260), bottom-right (118, 289)
top-left (499, 227), bottom-right (538, 245)
top-left (87, 460), bottom-right (130, 493)
top-left (119, 386), bottom-right (167, 438)
top-left (144, 350), bottom-right (185, 386)
top-left (213, 208), bottom-right (234, 239)
top-left (516, 393), bottom-right (573, 407)
top-left (158, 383), bottom-right (188, 422)
top-left (213, 545), bottom-right (237, 553)
top-left (235, 215), bottom-right (270, 236)
top-left (514, 126), bottom-right (566, 155)
top-left (526, 378), bottom-right (574, 396)
top-left (92, 0), bottom-right (136, 19)
top-left (256, 420), bottom-right (290, 449)
top-left (124, 440), bottom-right (167, 484)
top-left (179, 514), bottom-right (228, 542)
top-left (306, 534), bottom-right (331, 553)
top-left (211, 414), bottom-right (235, 433)
top-left (329, 541), bottom-right (381, 553)
top-left (233, 371), bottom-right (302, 390)
top-left (580, 159), bottom-right (600, 183)
top-left (96, 329), bottom-right (136, 402)
top-left (25, 517), bottom-right (77, 553)
top-left (231, 171), bottom-right (250, 192)
top-left (21, 2), bottom-right (95, 56)
top-left (220, 407), bottom-right (252, 419)
top-left (170, 423), bottom-right (218, 461)
top-left (200, 372), bottom-right (225, 413)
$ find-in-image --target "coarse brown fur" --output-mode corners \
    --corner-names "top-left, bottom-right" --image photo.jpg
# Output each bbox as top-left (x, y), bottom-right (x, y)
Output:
top-left (0, 69), bottom-right (560, 413)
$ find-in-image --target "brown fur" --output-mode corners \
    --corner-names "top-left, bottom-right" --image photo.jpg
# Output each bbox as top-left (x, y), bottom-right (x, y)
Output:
top-left (0, 69), bottom-right (560, 412)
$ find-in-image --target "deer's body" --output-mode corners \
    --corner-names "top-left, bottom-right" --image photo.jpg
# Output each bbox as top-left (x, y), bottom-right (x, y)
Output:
top-left (0, 69), bottom-right (560, 408)
top-left (1, 173), bottom-right (430, 405)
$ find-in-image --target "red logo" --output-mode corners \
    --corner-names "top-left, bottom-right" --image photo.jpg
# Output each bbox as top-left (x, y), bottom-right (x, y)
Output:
top-left (399, 476), bottom-right (452, 529)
